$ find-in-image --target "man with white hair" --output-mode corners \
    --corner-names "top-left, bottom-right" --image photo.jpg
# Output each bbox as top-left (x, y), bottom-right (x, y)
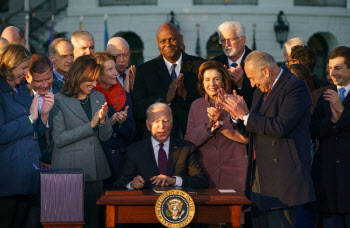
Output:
top-left (213, 21), bottom-right (255, 109)
top-left (71, 30), bottom-right (95, 60)
top-left (1, 26), bottom-right (24, 46)
top-left (107, 37), bottom-right (135, 92)
top-left (283, 37), bottom-right (306, 61)
top-left (219, 50), bottom-right (315, 228)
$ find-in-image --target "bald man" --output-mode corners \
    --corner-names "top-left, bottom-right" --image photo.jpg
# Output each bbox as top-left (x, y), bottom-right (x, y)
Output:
top-left (1, 26), bottom-right (24, 46)
top-left (0, 37), bottom-right (9, 49)
top-left (132, 22), bottom-right (206, 140)
top-left (107, 37), bottom-right (135, 92)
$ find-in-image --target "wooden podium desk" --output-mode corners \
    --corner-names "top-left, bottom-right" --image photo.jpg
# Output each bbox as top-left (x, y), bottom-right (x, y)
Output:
top-left (97, 189), bottom-right (251, 228)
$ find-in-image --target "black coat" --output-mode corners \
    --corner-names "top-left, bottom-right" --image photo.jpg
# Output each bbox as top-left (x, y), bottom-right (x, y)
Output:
top-left (115, 137), bottom-right (209, 189)
top-left (233, 68), bottom-right (315, 210)
top-left (212, 46), bottom-right (255, 109)
top-left (311, 85), bottom-right (350, 213)
top-left (132, 52), bottom-right (205, 139)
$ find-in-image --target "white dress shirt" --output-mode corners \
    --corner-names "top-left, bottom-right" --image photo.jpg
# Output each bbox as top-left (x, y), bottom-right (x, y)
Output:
top-left (126, 136), bottom-right (182, 189)
top-left (227, 49), bottom-right (246, 69)
top-left (117, 69), bottom-right (128, 87)
top-left (337, 84), bottom-right (350, 99)
top-left (163, 53), bottom-right (182, 78)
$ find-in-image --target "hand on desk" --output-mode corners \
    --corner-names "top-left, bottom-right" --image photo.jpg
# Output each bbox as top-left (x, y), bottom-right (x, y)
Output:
top-left (131, 175), bottom-right (145, 189)
top-left (150, 174), bottom-right (176, 186)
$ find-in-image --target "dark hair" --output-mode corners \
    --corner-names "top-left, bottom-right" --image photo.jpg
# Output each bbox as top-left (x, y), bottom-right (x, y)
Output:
top-left (328, 46), bottom-right (350, 68)
top-left (0, 44), bottom-right (31, 81)
top-left (197, 61), bottom-right (231, 97)
top-left (290, 45), bottom-right (317, 72)
top-left (288, 63), bottom-right (315, 92)
top-left (61, 55), bottom-right (101, 97)
top-left (29, 53), bottom-right (52, 76)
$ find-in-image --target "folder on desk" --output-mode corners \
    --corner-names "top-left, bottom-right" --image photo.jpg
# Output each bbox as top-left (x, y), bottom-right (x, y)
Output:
top-left (152, 186), bottom-right (197, 194)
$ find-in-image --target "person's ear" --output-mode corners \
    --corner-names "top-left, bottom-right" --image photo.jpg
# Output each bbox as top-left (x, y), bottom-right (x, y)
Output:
top-left (49, 54), bottom-right (55, 64)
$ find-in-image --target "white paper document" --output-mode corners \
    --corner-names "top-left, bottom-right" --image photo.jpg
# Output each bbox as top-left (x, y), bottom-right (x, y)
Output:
top-left (218, 189), bottom-right (236, 193)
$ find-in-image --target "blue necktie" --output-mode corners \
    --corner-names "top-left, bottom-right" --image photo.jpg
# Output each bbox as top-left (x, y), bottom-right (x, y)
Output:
top-left (339, 88), bottom-right (346, 103)
top-left (231, 62), bottom-right (238, 68)
top-left (171, 64), bottom-right (177, 80)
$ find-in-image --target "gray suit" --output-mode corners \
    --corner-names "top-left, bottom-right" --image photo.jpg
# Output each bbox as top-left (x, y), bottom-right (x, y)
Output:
top-left (50, 90), bottom-right (112, 181)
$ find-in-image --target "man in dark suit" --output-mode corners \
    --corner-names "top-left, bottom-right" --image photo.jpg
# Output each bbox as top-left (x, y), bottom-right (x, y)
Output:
top-left (219, 51), bottom-right (315, 228)
top-left (311, 46), bottom-right (350, 227)
top-left (132, 22), bottom-right (206, 140)
top-left (48, 38), bottom-right (74, 82)
top-left (115, 102), bottom-right (208, 189)
top-left (29, 54), bottom-right (63, 168)
top-left (212, 21), bottom-right (254, 109)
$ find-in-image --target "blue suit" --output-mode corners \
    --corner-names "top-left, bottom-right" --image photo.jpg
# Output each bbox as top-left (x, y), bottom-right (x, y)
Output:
top-left (0, 77), bottom-right (40, 196)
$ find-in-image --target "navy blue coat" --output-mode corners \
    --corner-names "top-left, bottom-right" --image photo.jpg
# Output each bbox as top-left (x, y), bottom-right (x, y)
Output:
top-left (233, 68), bottom-right (315, 210)
top-left (100, 91), bottom-right (136, 183)
top-left (0, 77), bottom-right (40, 196)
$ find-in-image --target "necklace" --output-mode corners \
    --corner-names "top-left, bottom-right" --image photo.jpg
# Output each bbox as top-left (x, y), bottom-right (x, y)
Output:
top-left (79, 95), bottom-right (89, 105)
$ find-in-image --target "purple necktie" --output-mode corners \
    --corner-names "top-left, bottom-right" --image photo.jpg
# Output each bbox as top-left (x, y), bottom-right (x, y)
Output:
top-left (120, 73), bottom-right (126, 81)
top-left (158, 143), bottom-right (168, 175)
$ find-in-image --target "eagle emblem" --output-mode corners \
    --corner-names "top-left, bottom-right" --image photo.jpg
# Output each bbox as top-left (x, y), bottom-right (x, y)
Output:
top-left (166, 199), bottom-right (185, 220)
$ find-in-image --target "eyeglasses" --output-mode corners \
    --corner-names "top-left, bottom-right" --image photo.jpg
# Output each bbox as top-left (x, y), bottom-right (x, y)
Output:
top-left (114, 53), bottom-right (130, 59)
top-left (219, 36), bottom-right (242, 45)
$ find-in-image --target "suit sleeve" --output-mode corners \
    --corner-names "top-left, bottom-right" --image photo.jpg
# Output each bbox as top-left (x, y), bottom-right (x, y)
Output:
top-left (114, 147), bottom-right (138, 189)
top-left (51, 97), bottom-right (96, 148)
top-left (182, 144), bottom-right (209, 189)
top-left (0, 94), bottom-right (34, 145)
top-left (310, 95), bottom-right (350, 138)
top-left (115, 92), bottom-right (136, 140)
top-left (132, 64), bottom-right (163, 120)
top-left (246, 79), bottom-right (311, 138)
top-left (97, 95), bottom-right (113, 141)
top-left (184, 101), bottom-right (213, 146)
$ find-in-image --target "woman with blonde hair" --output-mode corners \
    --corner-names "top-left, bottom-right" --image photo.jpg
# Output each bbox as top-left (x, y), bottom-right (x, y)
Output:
top-left (51, 55), bottom-right (112, 227)
top-left (0, 44), bottom-right (45, 227)
top-left (94, 51), bottom-right (136, 188)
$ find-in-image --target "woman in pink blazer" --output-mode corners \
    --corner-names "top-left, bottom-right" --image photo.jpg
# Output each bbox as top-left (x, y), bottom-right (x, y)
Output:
top-left (185, 61), bottom-right (248, 193)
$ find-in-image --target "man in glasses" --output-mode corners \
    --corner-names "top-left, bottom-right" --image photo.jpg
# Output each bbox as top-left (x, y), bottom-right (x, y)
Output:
top-left (213, 21), bottom-right (254, 109)
top-left (107, 37), bottom-right (135, 93)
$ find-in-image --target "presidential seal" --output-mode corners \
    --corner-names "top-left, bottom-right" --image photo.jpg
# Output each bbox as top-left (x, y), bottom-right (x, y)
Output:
top-left (155, 189), bottom-right (195, 228)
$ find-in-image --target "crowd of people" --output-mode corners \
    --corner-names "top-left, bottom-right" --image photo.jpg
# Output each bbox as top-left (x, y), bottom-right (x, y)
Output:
top-left (0, 20), bottom-right (349, 228)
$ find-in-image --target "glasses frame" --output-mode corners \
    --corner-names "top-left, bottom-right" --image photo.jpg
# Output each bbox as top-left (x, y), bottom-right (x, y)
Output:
top-left (219, 36), bottom-right (242, 45)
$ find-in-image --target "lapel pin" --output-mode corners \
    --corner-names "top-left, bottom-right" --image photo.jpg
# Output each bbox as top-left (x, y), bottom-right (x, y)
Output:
top-left (96, 100), bottom-right (99, 103)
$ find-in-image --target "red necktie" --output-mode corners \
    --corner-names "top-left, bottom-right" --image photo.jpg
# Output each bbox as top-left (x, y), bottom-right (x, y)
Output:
top-left (158, 143), bottom-right (168, 175)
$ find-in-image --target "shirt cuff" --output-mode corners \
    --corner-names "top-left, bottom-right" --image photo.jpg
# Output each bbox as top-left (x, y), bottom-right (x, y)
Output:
top-left (126, 182), bottom-right (133, 189)
top-left (243, 113), bottom-right (250, 126)
top-left (174, 176), bottom-right (183, 186)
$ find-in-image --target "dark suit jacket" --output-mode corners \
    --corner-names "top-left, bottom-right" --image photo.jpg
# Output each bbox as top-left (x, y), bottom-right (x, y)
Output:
top-left (36, 80), bottom-right (64, 164)
top-left (115, 137), bottom-right (209, 189)
top-left (311, 85), bottom-right (350, 213)
top-left (132, 52), bottom-right (206, 139)
top-left (233, 68), bottom-right (315, 210)
top-left (212, 46), bottom-right (255, 109)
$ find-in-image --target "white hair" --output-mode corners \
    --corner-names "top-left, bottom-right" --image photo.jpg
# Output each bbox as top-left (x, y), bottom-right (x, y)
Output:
top-left (71, 30), bottom-right (94, 48)
top-left (146, 102), bottom-right (172, 122)
top-left (217, 21), bottom-right (246, 39)
top-left (284, 37), bottom-right (306, 56)
top-left (245, 50), bottom-right (277, 69)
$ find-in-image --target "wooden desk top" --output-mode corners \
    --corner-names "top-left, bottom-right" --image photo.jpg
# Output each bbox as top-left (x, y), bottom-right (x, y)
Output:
top-left (97, 189), bottom-right (251, 206)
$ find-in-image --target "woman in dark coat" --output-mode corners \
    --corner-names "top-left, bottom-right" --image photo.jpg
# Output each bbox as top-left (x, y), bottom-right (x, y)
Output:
top-left (94, 52), bottom-right (136, 189)
top-left (0, 44), bottom-right (43, 227)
